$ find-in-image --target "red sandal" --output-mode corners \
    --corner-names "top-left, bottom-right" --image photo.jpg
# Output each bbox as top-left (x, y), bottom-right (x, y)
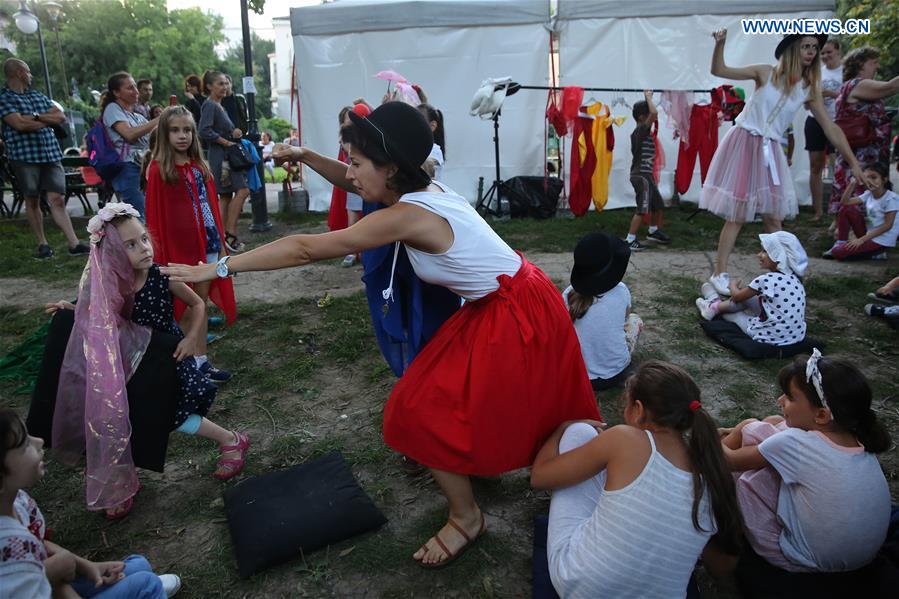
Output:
top-left (214, 431), bottom-right (250, 481)
top-left (105, 484), bottom-right (141, 521)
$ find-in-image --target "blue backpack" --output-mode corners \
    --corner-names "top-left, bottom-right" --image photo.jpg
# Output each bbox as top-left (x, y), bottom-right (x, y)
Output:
top-left (86, 108), bottom-right (128, 181)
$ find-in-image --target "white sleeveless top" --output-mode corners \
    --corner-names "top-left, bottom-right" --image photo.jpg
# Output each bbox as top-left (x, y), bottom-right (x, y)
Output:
top-left (551, 431), bottom-right (716, 599)
top-left (736, 72), bottom-right (810, 141)
top-left (397, 183), bottom-right (521, 300)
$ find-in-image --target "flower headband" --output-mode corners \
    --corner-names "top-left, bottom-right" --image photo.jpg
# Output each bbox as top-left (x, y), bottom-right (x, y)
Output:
top-left (805, 348), bottom-right (830, 411)
top-left (87, 203), bottom-right (141, 244)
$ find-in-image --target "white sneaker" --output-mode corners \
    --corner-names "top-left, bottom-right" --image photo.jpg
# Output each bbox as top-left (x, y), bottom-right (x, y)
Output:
top-left (159, 574), bottom-right (182, 597)
top-left (708, 273), bottom-right (730, 296)
top-left (700, 282), bottom-right (719, 301)
top-left (695, 297), bottom-right (718, 321)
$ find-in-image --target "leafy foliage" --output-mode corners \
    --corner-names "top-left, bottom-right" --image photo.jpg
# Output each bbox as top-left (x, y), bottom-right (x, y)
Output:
top-left (218, 33), bottom-right (275, 118)
top-left (837, 0), bottom-right (899, 85)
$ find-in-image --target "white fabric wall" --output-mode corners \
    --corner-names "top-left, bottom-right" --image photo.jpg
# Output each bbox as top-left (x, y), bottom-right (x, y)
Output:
top-left (559, 10), bottom-right (833, 210)
top-left (294, 24), bottom-right (549, 210)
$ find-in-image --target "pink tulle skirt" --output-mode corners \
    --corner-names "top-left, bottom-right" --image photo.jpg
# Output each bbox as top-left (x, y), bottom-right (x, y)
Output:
top-left (699, 126), bottom-right (798, 223)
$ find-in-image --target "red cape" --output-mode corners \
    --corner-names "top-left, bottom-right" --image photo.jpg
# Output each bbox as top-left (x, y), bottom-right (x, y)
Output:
top-left (327, 146), bottom-right (348, 231)
top-left (145, 160), bottom-right (237, 325)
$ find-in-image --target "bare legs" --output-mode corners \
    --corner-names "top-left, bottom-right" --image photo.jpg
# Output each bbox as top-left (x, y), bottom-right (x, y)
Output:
top-left (25, 193), bottom-right (80, 248)
top-left (413, 469), bottom-right (485, 566)
top-left (714, 217), bottom-right (781, 276)
top-left (808, 150), bottom-right (825, 220)
top-left (224, 188), bottom-right (250, 237)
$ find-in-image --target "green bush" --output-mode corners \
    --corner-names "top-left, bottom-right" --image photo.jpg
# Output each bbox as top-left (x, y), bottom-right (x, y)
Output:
top-left (258, 116), bottom-right (292, 144)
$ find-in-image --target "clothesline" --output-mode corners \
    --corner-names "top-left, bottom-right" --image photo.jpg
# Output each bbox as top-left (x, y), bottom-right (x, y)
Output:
top-left (517, 85), bottom-right (713, 93)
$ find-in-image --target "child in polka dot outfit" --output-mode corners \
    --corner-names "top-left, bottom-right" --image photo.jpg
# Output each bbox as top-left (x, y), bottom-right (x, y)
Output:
top-left (696, 231), bottom-right (808, 346)
top-left (48, 204), bottom-right (248, 521)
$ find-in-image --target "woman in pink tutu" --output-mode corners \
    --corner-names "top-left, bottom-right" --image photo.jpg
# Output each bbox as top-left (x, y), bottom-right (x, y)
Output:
top-left (701, 30), bottom-right (864, 296)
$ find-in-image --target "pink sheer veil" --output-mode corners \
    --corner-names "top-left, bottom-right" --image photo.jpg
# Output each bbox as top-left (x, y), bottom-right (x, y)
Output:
top-left (52, 220), bottom-right (152, 511)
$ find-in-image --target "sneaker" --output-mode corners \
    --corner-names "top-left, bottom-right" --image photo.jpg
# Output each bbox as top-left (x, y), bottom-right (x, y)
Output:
top-left (645, 230), bottom-right (671, 244)
top-left (207, 316), bottom-right (224, 327)
top-left (867, 291), bottom-right (899, 304)
top-left (206, 333), bottom-right (221, 345)
top-left (224, 234), bottom-right (245, 253)
top-left (36, 244), bottom-right (54, 259)
top-left (695, 297), bottom-right (718, 321)
top-left (700, 282), bottom-right (719, 301)
top-left (865, 304), bottom-right (885, 317)
top-left (341, 254), bottom-right (356, 267)
top-left (708, 273), bottom-right (730, 296)
top-left (821, 248), bottom-right (835, 260)
top-left (626, 239), bottom-right (646, 252)
top-left (199, 360), bottom-right (232, 383)
top-left (869, 252), bottom-right (887, 261)
top-left (159, 574), bottom-right (182, 597)
top-left (67, 242), bottom-right (90, 256)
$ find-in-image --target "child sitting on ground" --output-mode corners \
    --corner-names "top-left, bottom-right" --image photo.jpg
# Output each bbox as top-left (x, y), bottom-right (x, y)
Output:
top-left (713, 352), bottom-right (891, 576)
top-left (531, 361), bottom-right (742, 598)
top-left (864, 275), bottom-right (899, 324)
top-left (563, 233), bottom-right (642, 390)
top-left (49, 204), bottom-right (248, 521)
top-left (824, 162), bottom-right (898, 261)
top-left (625, 90), bottom-right (670, 251)
top-left (696, 231), bottom-right (808, 346)
top-left (0, 409), bottom-right (182, 598)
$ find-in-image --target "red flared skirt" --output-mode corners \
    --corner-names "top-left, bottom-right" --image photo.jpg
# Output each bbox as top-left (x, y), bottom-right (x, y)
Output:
top-left (383, 256), bottom-right (600, 475)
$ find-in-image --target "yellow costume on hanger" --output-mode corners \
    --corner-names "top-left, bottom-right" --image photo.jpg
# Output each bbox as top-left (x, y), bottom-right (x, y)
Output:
top-left (588, 103), bottom-right (627, 211)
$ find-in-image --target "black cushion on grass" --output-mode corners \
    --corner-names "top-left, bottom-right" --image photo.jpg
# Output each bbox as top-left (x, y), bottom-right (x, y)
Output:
top-left (223, 450), bottom-right (388, 578)
top-left (699, 320), bottom-right (823, 360)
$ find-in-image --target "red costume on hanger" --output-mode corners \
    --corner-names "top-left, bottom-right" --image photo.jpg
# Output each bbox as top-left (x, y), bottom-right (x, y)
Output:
top-left (675, 99), bottom-right (721, 195)
top-left (145, 161), bottom-right (236, 324)
top-left (569, 113), bottom-right (597, 217)
top-left (327, 146), bottom-right (349, 231)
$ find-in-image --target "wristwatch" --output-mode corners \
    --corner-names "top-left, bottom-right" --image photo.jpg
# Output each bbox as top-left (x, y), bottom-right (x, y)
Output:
top-left (215, 255), bottom-right (235, 278)
top-left (32, 112), bottom-right (40, 121)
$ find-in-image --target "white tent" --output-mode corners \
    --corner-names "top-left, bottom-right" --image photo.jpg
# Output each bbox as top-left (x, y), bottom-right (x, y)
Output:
top-left (557, 0), bottom-right (835, 210)
top-left (291, 0), bottom-right (552, 211)
top-left (291, 0), bottom-right (837, 212)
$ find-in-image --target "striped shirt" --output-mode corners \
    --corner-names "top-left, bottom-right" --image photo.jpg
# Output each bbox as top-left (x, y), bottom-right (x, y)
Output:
top-left (550, 431), bottom-right (716, 598)
top-left (630, 123), bottom-right (655, 176)
top-left (0, 87), bottom-right (62, 163)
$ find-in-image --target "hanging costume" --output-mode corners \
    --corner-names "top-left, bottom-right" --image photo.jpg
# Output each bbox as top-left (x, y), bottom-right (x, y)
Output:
top-left (675, 103), bottom-right (720, 194)
top-left (588, 103), bottom-right (626, 212)
top-left (700, 72), bottom-right (807, 223)
top-left (145, 161), bottom-right (236, 325)
top-left (569, 113), bottom-right (598, 217)
top-left (383, 184), bottom-right (599, 475)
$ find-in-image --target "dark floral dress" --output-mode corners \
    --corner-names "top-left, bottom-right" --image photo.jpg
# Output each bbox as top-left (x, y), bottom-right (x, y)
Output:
top-left (830, 78), bottom-right (891, 214)
top-left (132, 264), bottom-right (216, 428)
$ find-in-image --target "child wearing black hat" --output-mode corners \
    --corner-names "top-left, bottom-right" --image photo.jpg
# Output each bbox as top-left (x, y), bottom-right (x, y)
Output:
top-left (564, 233), bottom-right (642, 390)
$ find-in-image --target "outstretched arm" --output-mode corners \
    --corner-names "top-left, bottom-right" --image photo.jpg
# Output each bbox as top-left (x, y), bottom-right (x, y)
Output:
top-left (272, 144), bottom-right (357, 193)
top-left (808, 93), bottom-right (865, 184)
top-left (710, 28), bottom-right (769, 87)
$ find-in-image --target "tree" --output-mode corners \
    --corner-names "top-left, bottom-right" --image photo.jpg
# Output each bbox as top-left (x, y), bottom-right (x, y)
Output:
top-left (217, 33), bottom-right (275, 118)
top-left (4, 0), bottom-right (224, 109)
top-left (837, 1), bottom-right (899, 82)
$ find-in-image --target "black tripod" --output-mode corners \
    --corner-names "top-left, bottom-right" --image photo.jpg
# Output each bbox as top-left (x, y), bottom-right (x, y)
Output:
top-left (475, 110), bottom-right (504, 217)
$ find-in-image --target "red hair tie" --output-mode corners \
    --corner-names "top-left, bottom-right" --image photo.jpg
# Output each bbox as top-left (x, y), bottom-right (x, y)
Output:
top-left (689, 400), bottom-right (702, 412)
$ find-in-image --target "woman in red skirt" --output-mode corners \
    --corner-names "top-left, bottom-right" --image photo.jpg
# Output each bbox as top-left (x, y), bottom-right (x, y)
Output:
top-left (162, 101), bottom-right (600, 568)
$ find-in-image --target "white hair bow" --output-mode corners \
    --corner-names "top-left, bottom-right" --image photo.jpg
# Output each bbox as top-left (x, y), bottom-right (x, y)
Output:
top-left (805, 348), bottom-right (829, 411)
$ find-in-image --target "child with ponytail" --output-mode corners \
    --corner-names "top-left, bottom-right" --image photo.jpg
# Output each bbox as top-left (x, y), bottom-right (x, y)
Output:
top-left (531, 361), bottom-right (741, 598)
top-left (719, 350), bottom-right (892, 574)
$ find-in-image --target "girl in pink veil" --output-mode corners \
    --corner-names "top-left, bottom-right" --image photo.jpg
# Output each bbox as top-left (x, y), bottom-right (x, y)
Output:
top-left (51, 204), bottom-right (248, 520)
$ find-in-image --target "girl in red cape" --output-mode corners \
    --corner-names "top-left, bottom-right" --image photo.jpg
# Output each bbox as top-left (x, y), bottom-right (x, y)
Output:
top-left (145, 106), bottom-right (236, 383)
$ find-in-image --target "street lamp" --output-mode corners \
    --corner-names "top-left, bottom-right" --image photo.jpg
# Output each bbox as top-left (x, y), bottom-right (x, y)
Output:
top-left (43, 1), bottom-right (69, 98)
top-left (13, 1), bottom-right (53, 99)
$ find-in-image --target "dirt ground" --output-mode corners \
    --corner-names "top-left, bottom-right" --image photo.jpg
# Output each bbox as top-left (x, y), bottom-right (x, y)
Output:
top-left (2, 221), bottom-right (897, 598)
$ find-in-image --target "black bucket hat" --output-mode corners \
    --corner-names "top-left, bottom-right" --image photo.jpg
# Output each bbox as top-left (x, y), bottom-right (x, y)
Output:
top-left (347, 101), bottom-right (433, 187)
top-left (775, 34), bottom-right (828, 60)
top-left (570, 233), bottom-right (631, 297)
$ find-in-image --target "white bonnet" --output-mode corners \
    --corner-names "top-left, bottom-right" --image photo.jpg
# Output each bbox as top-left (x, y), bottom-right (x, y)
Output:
top-left (759, 231), bottom-right (808, 277)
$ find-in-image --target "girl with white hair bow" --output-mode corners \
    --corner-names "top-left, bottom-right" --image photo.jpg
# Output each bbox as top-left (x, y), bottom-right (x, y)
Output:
top-left (696, 231), bottom-right (809, 346)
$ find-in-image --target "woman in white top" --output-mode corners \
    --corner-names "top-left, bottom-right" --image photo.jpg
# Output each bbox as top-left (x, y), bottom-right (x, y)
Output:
top-left (260, 131), bottom-right (275, 181)
top-left (162, 101), bottom-right (600, 569)
top-left (101, 72), bottom-right (159, 218)
top-left (531, 361), bottom-right (742, 598)
top-left (701, 30), bottom-right (864, 297)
